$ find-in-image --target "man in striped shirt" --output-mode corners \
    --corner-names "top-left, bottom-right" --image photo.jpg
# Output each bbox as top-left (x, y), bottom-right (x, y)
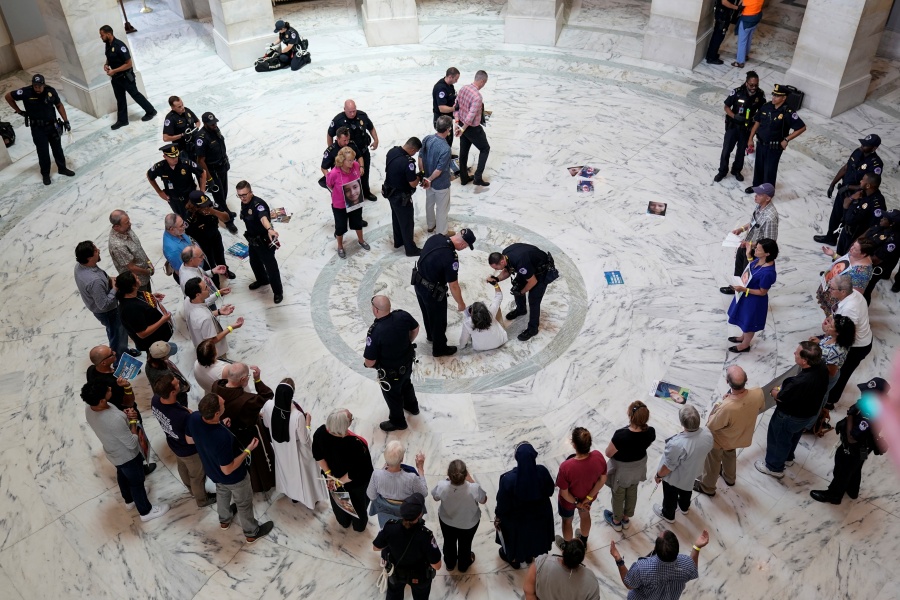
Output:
top-left (454, 70), bottom-right (491, 187)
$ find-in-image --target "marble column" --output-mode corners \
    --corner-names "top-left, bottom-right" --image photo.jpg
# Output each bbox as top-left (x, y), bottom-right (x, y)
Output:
top-left (361, 0), bottom-right (418, 47)
top-left (505, 0), bottom-right (564, 46)
top-left (165, 0), bottom-right (211, 20)
top-left (33, 0), bottom-right (149, 118)
top-left (208, 0), bottom-right (274, 70)
top-left (0, 0), bottom-right (54, 69)
top-left (641, 0), bottom-right (715, 70)
top-left (786, 0), bottom-right (892, 117)
top-left (877, 0), bottom-right (900, 59)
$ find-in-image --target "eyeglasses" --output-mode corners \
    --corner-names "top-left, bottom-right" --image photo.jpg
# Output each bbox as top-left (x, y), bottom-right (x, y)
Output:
top-left (236, 192), bottom-right (251, 198)
top-left (102, 351), bottom-right (116, 362)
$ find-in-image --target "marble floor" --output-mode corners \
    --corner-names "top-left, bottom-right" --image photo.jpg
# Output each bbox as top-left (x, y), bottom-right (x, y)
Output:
top-left (1, 0), bottom-right (899, 598)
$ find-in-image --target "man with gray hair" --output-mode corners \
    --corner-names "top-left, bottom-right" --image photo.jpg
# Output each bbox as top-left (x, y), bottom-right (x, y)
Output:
top-left (694, 366), bottom-right (765, 496)
top-left (454, 70), bottom-right (491, 186)
top-left (108, 210), bottom-right (154, 292)
top-left (823, 274), bottom-right (873, 409)
top-left (161, 213), bottom-right (192, 283)
top-left (179, 245), bottom-right (229, 305)
top-left (653, 405), bottom-right (714, 523)
top-left (419, 115), bottom-right (455, 236)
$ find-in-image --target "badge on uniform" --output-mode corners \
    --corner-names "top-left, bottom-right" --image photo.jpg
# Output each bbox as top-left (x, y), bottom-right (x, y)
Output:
top-left (452, 261), bottom-right (459, 271)
top-left (120, 46), bottom-right (127, 53)
top-left (323, 151), bottom-right (329, 158)
top-left (862, 203), bottom-right (868, 209)
top-left (518, 268), bottom-right (527, 275)
top-left (875, 209), bottom-right (882, 218)
top-left (257, 204), bottom-right (266, 212)
top-left (889, 244), bottom-right (896, 253)
top-left (409, 163), bottom-right (415, 171)
top-left (366, 336), bottom-right (372, 346)
top-left (875, 167), bottom-right (882, 174)
top-left (859, 420), bottom-right (869, 431)
top-left (196, 139), bottom-right (204, 146)
top-left (777, 114), bottom-right (783, 120)
top-left (180, 169), bottom-right (186, 175)
top-left (791, 113), bottom-right (798, 119)
top-left (862, 164), bottom-right (867, 169)
top-left (164, 119), bottom-right (171, 126)
top-left (439, 91), bottom-right (445, 98)
top-left (47, 92), bottom-right (52, 98)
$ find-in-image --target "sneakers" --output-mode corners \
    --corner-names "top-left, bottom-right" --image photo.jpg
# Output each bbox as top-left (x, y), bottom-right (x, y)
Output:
top-left (140, 503), bottom-right (170, 522)
top-left (621, 517), bottom-right (631, 530)
top-left (220, 503), bottom-right (238, 528)
top-left (754, 460), bottom-right (784, 479)
top-left (337, 248), bottom-right (346, 259)
top-left (604, 510), bottom-right (622, 532)
top-left (125, 502), bottom-right (135, 510)
top-left (555, 534), bottom-right (568, 550)
top-left (246, 520), bottom-right (274, 544)
top-left (652, 503), bottom-right (674, 524)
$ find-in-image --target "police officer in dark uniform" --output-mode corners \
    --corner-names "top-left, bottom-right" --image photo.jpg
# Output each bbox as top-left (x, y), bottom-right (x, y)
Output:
top-left (185, 191), bottom-right (235, 281)
top-left (363, 295), bottom-right (420, 432)
top-left (432, 67), bottom-right (459, 149)
top-left (860, 209), bottom-right (900, 300)
top-left (273, 20), bottom-right (310, 71)
top-left (320, 126), bottom-right (364, 185)
top-left (99, 25), bottom-right (156, 130)
top-left (385, 138), bottom-right (424, 256)
top-left (834, 172), bottom-right (886, 256)
top-left (705, 0), bottom-right (740, 64)
top-left (815, 134), bottom-right (884, 246)
top-left (195, 112), bottom-right (238, 234)
top-left (147, 143), bottom-right (206, 218)
top-left (810, 377), bottom-right (888, 505)
top-left (373, 493), bottom-right (442, 600)
top-left (714, 71), bottom-right (765, 182)
top-left (745, 84), bottom-right (807, 193)
top-left (236, 180), bottom-right (283, 304)
top-left (4, 74), bottom-right (75, 185)
top-left (413, 229), bottom-right (476, 357)
top-left (162, 95), bottom-right (201, 157)
top-left (488, 243), bottom-right (560, 342)
top-left (328, 99), bottom-right (379, 201)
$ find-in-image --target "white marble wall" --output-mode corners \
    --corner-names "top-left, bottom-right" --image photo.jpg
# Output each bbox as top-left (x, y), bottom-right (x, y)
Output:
top-left (505, 0), bottom-right (565, 46)
top-left (362, 0), bottom-right (419, 46)
top-left (208, 0), bottom-right (274, 70)
top-left (642, 0), bottom-right (715, 69)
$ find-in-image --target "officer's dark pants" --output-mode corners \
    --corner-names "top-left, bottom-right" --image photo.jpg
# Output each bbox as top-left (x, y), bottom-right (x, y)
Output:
top-left (329, 481), bottom-right (369, 531)
top-left (207, 162), bottom-right (236, 224)
top-left (824, 187), bottom-right (851, 243)
top-left (381, 365), bottom-right (418, 427)
top-left (459, 125), bottom-right (490, 181)
top-left (31, 123), bottom-right (67, 176)
top-left (360, 149), bottom-right (373, 196)
top-left (706, 19), bottom-right (729, 61)
top-left (390, 196), bottom-right (418, 254)
top-left (194, 230), bottom-right (228, 275)
top-left (167, 194), bottom-right (189, 219)
top-left (752, 140), bottom-right (783, 187)
top-left (514, 276), bottom-right (550, 332)
top-left (248, 241), bottom-right (283, 296)
top-left (111, 72), bottom-right (155, 125)
top-left (415, 284), bottom-right (450, 352)
top-left (387, 571), bottom-right (432, 600)
top-left (719, 126), bottom-right (750, 176)
top-left (826, 342), bottom-right (872, 408)
top-left (826, 443), bottom-right (866, 501)
top-left (835, 226), bottom-right (859, 257)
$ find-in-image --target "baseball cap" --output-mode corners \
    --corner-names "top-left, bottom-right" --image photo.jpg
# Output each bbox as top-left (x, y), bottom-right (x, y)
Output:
top-left (460, 228), bottom-right (476, 250)
top-left (400, 493), bottom-right (425, 519)
top-left (859, 134), bottom-right (881, 148)
top-left (32, 74), bottom-right (45, 85)
top-left (274, 19), bottom-right (285, 32)
top-left (202, 112), bottom-right (218, 124)
top-left (159, 143), bottom-right (180, 158)
top-left (857, 377), bottom-right (890, 394)
top-left (884, 209), bottom-right (900, 224)
top-left (772, 84), bottom-right (789, 96)
top-left (752, 183), bottom-right (775, 197)
top-left (149, 341), bottom-right (172, 359)
top-left (189, 190), bottom-right (211, 207)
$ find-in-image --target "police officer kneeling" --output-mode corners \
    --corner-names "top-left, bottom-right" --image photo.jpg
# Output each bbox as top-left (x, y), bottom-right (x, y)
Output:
top-left (364, 295), bottom-right (420, 433)
top-left (489, 243), bottom-right (559, 341)
top-left (373, 492), bottom-right (442, 600)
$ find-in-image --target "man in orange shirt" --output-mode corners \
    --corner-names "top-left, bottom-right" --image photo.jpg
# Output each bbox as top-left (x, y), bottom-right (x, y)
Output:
top-left (733, 0), bottom-right (764, 68)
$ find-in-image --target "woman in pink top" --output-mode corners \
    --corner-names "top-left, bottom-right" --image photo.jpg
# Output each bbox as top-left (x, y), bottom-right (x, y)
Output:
top-left (325, 146), bottom-right (370, 259)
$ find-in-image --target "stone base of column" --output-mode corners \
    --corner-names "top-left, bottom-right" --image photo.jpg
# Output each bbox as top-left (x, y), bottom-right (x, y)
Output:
top-left (641, 13), bottom-right (710, 69)
top-left (361, 0), bottom-right (419, 47)
top-left (504, 0), bottom-right (564, 46)
top-left (785, 69), bottom-right (871, 118)
top-left (60, 71), bottom-right (148, 119)
top-left (211, 29), bottom-right (271, 70)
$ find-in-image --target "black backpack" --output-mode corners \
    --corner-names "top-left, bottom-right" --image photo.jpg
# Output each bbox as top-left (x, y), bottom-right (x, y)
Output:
top-left (0, 121), bottom-right (14, 147)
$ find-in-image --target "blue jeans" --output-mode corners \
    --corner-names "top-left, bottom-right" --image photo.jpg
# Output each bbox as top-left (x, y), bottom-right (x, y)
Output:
top-left (765, 409), bottom-right (817, 472)
top-left (736, 20), bottom-right (758, 63)
top-left (93, 309), bottom-right (129, 364)
top-left (116, 452), bottom-right (152, 515)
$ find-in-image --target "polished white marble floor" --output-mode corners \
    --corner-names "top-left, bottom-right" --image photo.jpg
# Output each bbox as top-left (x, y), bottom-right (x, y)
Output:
top-left (1, 0), bottom-right (899, 598)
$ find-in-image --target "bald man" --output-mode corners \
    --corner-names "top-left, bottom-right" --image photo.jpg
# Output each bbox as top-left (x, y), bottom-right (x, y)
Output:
top-left (327, 99), bottom-right (379, 201)
top-left (694, 366), bottom-right (765, 496)
top-left (363, 295), bottom-right (420, 432)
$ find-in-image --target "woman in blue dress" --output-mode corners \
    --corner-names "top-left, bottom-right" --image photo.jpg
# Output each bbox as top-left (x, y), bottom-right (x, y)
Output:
top-left (727, 238), bottom-right (778, 353)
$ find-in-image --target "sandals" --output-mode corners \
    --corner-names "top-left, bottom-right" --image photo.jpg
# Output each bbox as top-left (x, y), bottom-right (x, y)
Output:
top-left (732, 61), bottom-right (745, 68)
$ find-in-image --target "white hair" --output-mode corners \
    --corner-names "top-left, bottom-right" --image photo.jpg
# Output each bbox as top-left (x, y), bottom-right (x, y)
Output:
top-left (384, 440), bottom-right (405, 467)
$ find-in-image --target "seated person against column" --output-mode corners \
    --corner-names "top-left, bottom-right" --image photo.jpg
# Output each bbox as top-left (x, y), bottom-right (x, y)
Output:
top-left (459, 277), bottom-right (508, 351)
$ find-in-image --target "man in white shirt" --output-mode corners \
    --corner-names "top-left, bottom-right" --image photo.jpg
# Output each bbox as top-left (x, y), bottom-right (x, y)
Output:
top-left (179, 245), bottom-right (230, 307)
top-left (459, 280), bottom-right (508, 351)
top-left (825, 274), bottom-right (873, 408)
top-left (183, 277), bottom-right (243, 359)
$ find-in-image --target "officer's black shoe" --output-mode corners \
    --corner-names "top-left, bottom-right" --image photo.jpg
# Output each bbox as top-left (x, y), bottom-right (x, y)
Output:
top-left (518, 328), bottom-right (539, 342)
top-left (110, 122), bottom-right (127, 130)
top-left (405, 405), bottom-right (420, 416)
top-left (706, 58), bottom-right (725, 65)
top-left (365, 193), bottom-right (378, 202)
top-left (714, 172), bottom-right (726, 183)
top-left (810, 490), bottom-right (840, 505)
top-left (249, 281), bottom-right (269, 290)
top-left (433, 346), bottom-right (457, 357)
top-left (813, 234), bottom-right (836, 245)
top-left (744, 186), bottom-right (755, 194)
top-left (459, 176), bottom-right (471, 186)
top-left (274, 294), bottom-right (283, 304)
top-left (380, 421), bottom-right (408, 432)
top-left (226, 223), bottom-right (238, 235)
top-left (847, 491), bottom-right (859, 500)
top-left (59, 168), bottom-right (75, 176)
top-left (42, 174), bottom-right (51, 185)
top-left (473, 179), bottom-right (490, 187)
top-left (719, 286), bottom-right (734, 295)
top-left (732, 172), bottom-right (744, 182)
top-left (225, 269), bottom-right (236, 279)
top-left (141, 111), bottom-right (157, 122)
top-left (406, 248), bottom-right (422, 257)
top-left (506, 309), bottom-right (525, 321)
top-left (126, 348), bottom-right (142, 357)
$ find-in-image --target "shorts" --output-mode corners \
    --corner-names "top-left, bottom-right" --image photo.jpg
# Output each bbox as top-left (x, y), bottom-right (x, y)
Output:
top-left (333, 205), bottom-right (363, 237)
top-left (557, 499), bottom-right (575, 519)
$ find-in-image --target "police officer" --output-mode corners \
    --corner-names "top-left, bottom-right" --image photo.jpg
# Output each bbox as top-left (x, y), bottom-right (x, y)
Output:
top-left (432, 67), bottom-right (459, 149)
top-left (272, 20), bottom-right (310, 71)
top-left (385, 138), bottom-right (424, 256)
top-left (147, 143), bottom-right (207, 218)
top-left (372, 493), bottom-right (442, 600)
top-left (861, 209), bottom-right (900, 300)
top-left (745, 84), bottom-right (807, 193)
top-left (4, 74), bottom-right (75, 185)
top-left (363, 295), bottom-right (420, 432)
top-left (705, 0), bottom-right (740, 64)
top-left (413, 229), bottom-right (476, 357)
top-left (195, 112), bottom-right (238, 234)
top-left (488, 243), bottom-right (560, 342)
top-left (834, 173), bottom-right (886, 256)
top-left (185, 191), bottom-right (235, 282)
top-left (99, 25), bottom-right (156, 130)
top-left (810, 377), bottom-right (888, 505)
top-left (162, 95), bottom-right (201, 157)
top-left (714, 71), bottom-right (765, 182)
top-left (320, 126), bottom-right (365, 184)
top-left (328, 100), bottom-right (379, 201)
top-left (236, 180), bottom-right (283, 304)
top-left (815, 134), bottom-right (884, 247)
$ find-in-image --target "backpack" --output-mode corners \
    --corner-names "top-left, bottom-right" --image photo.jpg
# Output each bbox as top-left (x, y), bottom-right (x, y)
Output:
top-left (0, 121), bottom-right (15, 147)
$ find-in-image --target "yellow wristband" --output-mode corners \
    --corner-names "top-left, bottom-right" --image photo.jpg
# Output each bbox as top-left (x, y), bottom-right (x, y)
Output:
top-left (254, 379), bottom-right (261, 383)
top-left (693, 545), bottom-right (701, 552)
top-left (243, 449), bottom-right (251, 456)
top-left (586, 495), bottom-right (594, 501)
top-left (324, 469), bottom-right (331, 475)
top-left (128, 420), bottom-right (138, 425)
top-left (227, 326), bottom-right (233, 333)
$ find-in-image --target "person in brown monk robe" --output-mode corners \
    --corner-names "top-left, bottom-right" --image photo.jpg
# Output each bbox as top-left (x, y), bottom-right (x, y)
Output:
top-left (212, 362), bottom-right (276, 492)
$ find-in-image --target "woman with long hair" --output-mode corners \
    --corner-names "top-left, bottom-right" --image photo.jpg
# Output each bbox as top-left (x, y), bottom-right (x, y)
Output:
top-left (604, 401), bottom-right (656, 531)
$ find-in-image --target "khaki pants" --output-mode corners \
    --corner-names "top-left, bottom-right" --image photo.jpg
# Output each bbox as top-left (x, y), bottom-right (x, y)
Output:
top-left (610, 484), bottom-right (638, 521)
top-left (697, 447), bottom-right (737, 494)
top-left (176, 453), bottom-right (208, 506)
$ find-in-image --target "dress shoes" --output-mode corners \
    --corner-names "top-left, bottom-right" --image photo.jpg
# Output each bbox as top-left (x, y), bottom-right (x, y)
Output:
top-left (693, 480), bottom-right (716, 497)
top-left (144, 463), bottom-right (157, 475)
top-left (274, 294), bottom-right (283, 304)
top-left (226, 223), bottom-right (239, 235)
top-left (473, 179), bottom-right (490, 187)
top-left (380, 421), bottom-right (408, 432)
top-left (744, 186), bottom-right (755, 194)
top-left (518, 328), bottom-right (538, 341)
top-left (714, 172), bottom-right (726, 182)
top-left (728, 336), bottom-right (743, 343)
top-left (141, 111), bottom-right (157, 122)
top-left (110, 122), bottom-right (128, 130)
top-left (728, 345), bottom-right (750, 353)
top-left (732, 172), bottom-right (744, 181)
top-left (365, 193), bottom-right (378, 201)
top-left (406, 248), bottom-right (422, 257)
top-left (719, 466), bottom-right (735, 486)
top-left (506, 309), bottom-right (526, 320)
top-left (459, 176), bottom-right (471, 186)
top-left (719, 286), bottom-right (734, 295)
top-left (249, 281), bottom-right (268, 290)
top-left (706, 58), bottom-right (725, 65)
top-left (813, 234), bottom-right (836, 245)
top-left (225, 269), bottom-right (236, 279)
top-left (42, 174), bottom-right (51, 185)
top-left (59, 168), bottom-right (75, 176)
top-left (433, 346), bottom-right (458, 357)
top-left (810, 490), bottom-right (840, 505)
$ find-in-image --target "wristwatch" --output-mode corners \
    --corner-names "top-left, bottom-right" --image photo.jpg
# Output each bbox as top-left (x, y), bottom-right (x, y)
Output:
top-left (615, 558), bottom-right (625, 566)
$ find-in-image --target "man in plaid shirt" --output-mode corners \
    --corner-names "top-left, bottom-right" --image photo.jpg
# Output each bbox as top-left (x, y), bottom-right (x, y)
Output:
top-left (720, 182), bottom-right (779, 294)
top-left (454, 70), bottom-right (491, 187)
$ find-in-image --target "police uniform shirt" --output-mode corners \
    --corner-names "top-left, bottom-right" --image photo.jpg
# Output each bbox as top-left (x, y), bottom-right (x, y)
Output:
top-left (195, 128), bottom-right (227, 165)
top-left (163, 108), bottom-right (199, 141)
top-left (320, 140), bottom-right (363, 170)
top-left (328, 111), bottom-right (375, 149)
top-left (723, 84), bottom-right (766, 126)
top-left (373, 520), bottom-right (441, 570)
top-left (385, 146), bottom-right (418, 194)
top-left (11, 85), bottom-right (61, 121)
top-left (147, 158), bottom-right (204, 197)
top-left (844, 402), bottom-right (877, 449)
top-left (863, 224), bottom-right (900, 268)
top-left (363, 310), bottom-right (418, 368)
top-left (753, 102), bottom-right (806, 143)
top-left (843, 148), bottom-right (884, 187)
top-left (185, 208), bottom-right (219, 239)
top-left (502, 243), bottom-right (548, 280)
top-left (432, 78), bottom-right (456, 122)
top-left (240, 196), bottom-right (271, 237)
top-left (105, 37), bottom-right (132, 71)
top-left (417, 235), bottom-right (459, 286)
top-left (279, 27), bottom-right (301, 52)
top-left (843, 190), bottom-right (886, 232)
